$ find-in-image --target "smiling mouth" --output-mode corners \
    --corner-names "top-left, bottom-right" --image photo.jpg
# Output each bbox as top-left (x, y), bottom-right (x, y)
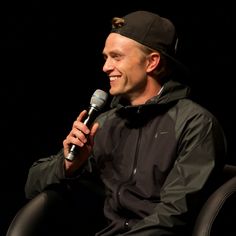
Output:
top-left (110, 76), bottom-right (120, 81)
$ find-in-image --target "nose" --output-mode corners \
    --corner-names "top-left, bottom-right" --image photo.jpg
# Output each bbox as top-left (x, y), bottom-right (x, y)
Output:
top-left (103, 58), bottom-right (114, 73)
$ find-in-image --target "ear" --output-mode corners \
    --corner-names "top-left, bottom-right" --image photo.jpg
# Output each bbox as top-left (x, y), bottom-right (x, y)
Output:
top-left (146, 52), bottom-right (160, 73)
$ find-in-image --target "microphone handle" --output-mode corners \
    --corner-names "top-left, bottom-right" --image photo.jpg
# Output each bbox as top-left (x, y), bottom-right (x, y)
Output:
top-left (65, 106), bottom-right (98, 162)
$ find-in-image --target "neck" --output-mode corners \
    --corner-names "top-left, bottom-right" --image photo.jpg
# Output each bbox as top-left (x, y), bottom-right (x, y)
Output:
top-left (130, 79), bottom-right (162, 105)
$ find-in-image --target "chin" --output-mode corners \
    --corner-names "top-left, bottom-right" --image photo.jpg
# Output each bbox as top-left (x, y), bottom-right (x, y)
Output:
top-left (109, 87), bottom-right (120, 96)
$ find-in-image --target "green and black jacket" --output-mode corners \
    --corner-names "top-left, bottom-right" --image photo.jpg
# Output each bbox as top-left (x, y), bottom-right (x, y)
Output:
top-left (25, 80), bottom-right (227, 236)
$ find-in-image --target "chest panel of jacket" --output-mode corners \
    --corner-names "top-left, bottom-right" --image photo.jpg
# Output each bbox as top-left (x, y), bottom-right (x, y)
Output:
top-left (93, 107), bottom-right (177, 218)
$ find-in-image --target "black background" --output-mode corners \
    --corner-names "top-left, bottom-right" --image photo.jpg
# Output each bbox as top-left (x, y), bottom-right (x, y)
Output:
top-left (0, 1), bottom-right (233, 235)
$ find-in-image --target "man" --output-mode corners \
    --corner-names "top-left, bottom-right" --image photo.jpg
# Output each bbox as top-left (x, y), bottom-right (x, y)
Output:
top-left (25, 11), bottom-right (227, 235)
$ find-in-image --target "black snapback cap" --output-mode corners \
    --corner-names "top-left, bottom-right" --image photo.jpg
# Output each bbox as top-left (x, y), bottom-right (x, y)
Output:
top-left (111, 11), bottom-right (189, 75)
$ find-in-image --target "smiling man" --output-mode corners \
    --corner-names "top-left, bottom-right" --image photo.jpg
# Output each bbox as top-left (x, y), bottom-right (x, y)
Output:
top-left (25, 10), bottom-right (227, 236)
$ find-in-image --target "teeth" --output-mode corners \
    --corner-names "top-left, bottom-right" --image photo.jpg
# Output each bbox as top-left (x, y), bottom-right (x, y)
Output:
top-left (110, 76), bottom-right (118, 81)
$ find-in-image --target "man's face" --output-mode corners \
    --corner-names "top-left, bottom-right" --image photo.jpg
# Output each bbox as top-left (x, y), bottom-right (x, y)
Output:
top-left (102, 33), bottom-right (149, 103)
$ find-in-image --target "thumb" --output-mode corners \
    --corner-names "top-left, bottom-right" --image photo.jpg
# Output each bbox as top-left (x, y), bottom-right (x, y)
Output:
top-left (89, 122), bottom-right (99, 145)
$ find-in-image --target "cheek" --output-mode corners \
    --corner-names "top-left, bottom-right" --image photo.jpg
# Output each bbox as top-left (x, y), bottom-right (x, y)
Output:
top-left (120, 57), bottom-right (147, 83)
top-left (127, 70), bottom-right (147, 89)
top-left (129, 63), bottom-right (147, 79)
top-left (126, 58), bottom-right (146, 72)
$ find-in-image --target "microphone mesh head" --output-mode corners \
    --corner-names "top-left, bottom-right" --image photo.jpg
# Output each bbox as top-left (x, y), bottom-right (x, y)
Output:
top-left (90, 89), bottom-right (108, 109)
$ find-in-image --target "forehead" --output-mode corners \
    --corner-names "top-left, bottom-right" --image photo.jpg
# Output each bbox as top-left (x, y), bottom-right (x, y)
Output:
top-left (103, 33), bottom-right (142, 53)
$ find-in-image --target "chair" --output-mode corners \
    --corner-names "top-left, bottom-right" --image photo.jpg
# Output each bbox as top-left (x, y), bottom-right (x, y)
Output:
top-left (5, 182), bottom-right (106, 236)
top-left (6, 165), bottom-right (236, 236)
top-left (5, 188), bottom-right (66, 236)
top-left (192, 164), bottom-right (236, 236)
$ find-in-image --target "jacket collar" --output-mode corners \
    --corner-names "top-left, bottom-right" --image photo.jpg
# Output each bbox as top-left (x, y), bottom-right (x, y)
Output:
top-left (110, 80), bottom-right (191, 109)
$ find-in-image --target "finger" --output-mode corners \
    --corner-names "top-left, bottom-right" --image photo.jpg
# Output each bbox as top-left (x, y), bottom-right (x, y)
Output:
top-left (90, 122), bottom-right (99, 137)
top-left (89, 122), bottom-right (99, 145)
top-left (73, 111), bottom-right (90, 135)
top-left (73, 128), bottom-right (87, 143)
top-left (76, 110), bottom-right (88, 122)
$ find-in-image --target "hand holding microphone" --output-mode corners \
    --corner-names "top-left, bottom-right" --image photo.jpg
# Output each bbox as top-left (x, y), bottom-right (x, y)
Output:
top-left (64, 89), bottom-right (108, 162)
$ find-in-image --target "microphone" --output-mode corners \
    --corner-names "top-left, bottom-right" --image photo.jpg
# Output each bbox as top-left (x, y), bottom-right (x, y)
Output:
top-left (65, 89), bottom-right (108, 162)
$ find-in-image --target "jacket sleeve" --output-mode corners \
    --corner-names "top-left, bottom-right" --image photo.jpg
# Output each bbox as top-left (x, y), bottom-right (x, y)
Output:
top-left (23, 111), bottom-right (110, 200)
top-left (24, 149), bottom-right (67, 199)
top-left (119, 113), bottom-right (227, 235)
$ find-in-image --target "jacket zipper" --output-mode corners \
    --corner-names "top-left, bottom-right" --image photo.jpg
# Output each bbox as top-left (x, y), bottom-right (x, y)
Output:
top-left (117, 128), bottom-right (142, 207)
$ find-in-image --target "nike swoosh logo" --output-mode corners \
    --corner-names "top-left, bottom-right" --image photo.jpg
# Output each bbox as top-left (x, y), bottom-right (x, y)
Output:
top-left (155, 131), bottom-right (168, 138)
